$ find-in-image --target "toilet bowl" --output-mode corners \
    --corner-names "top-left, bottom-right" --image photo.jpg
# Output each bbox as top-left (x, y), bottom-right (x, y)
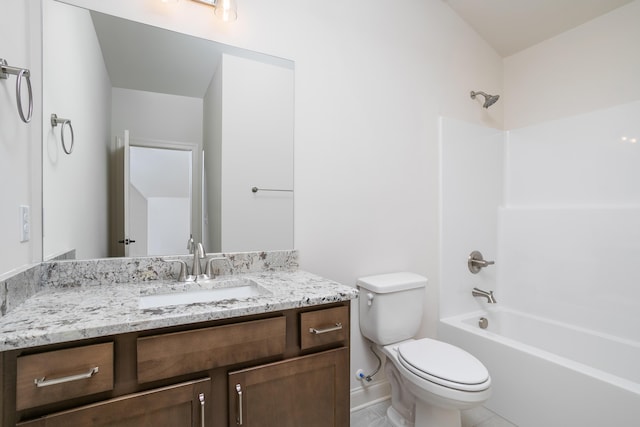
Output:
top-left (357, 272), bottom-right (491, 427)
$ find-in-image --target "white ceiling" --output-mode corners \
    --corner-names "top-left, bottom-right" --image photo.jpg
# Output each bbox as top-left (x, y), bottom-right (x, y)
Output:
top-left (444, 0), bottom-right (634, 57)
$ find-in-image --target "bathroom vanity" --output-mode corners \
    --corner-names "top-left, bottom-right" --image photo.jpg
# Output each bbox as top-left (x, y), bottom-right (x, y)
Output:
top-left (0, 256), bottom-right (357, 427)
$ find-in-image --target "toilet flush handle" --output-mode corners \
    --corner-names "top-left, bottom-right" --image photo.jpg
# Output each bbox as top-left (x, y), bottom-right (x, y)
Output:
top-left (367, 293), bottom-right (374, 307)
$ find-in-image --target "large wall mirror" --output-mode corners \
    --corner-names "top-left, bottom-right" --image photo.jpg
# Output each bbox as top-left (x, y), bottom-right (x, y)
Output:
top-left (42, 0), bottom-right (294, 261)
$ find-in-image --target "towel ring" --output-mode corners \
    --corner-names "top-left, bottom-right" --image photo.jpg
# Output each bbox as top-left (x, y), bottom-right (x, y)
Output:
top-left (1, 58), bottom-right (33, 123)
top-left (51, 114), bottom-right (75, 155)
top-left (16, 69), bottom-right (33, 123)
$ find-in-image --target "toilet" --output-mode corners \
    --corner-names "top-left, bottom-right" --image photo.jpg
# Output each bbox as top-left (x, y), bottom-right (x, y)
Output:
top-left (357, 272), bottom-right (491, 427)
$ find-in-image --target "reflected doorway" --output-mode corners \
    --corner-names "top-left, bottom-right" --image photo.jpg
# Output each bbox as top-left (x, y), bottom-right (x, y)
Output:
top-left (111, 131), bottom-right (199, 257)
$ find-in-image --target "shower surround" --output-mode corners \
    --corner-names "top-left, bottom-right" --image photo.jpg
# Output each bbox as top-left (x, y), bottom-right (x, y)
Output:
top-left (438, 100), bottom-right (640, 426)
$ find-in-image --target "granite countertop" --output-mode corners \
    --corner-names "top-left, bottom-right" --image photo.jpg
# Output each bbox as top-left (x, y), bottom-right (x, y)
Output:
top-left (0, 270), bottom-right (358, 351)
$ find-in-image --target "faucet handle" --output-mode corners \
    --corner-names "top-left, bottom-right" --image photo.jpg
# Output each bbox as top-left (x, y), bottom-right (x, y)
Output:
top-left (204, 255), bottom-right (230, 278)
top-left (468, 251), bottom-right (495, 274)
top-left (161, 258), bottom-right (194, 282)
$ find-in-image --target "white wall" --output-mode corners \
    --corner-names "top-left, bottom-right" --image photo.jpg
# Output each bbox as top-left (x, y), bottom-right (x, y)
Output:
top-left (504, 0), bottom-right (640, 129)
top-left (499, 101), bottom-right (640, 341)
top-left (42, 0), bottom-right (111, 260)
top-left (111, 88), bottom-right (202, 144)
top-left (219, 54), bottom-right (294, 252)
top-left (0, 0), bottom-right (42, 277)
top-left (496, 0), bottom-right (640, 341)
top-left (439, 117), bottom-right (504, 318)
top-left (202, 62), bottom-right (223, 252)
top-left (24, 0), bottom-right (504, 394)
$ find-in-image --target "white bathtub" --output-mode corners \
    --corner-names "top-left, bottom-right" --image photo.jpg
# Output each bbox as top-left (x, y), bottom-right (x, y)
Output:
top-left (439, 307), bottom-right (640, 427)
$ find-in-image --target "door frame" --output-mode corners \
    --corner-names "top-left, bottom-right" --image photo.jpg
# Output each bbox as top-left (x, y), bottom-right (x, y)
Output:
top-left (110, 133), bottom-right (202, 257)
top-left (130, 137), bottom-right (202, 256)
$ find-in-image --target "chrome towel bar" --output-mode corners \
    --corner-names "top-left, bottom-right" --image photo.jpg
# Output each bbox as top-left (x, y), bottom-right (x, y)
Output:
top-left (1, 58), bottom-right (33, 123)
top-left (251, 186), bottom-right (293, 193)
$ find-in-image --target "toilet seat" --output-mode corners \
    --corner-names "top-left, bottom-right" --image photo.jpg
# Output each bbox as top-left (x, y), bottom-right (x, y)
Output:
top-left (397, 339), bottom-right (490, 392)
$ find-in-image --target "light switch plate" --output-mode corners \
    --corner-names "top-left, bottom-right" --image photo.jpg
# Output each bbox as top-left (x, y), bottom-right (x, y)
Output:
top-left (19, 205), bottom-right (30, 242)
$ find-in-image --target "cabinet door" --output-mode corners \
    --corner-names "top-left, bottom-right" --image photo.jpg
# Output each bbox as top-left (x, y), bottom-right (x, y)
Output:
top-left (18, 378), bottom-right (211, 427)
top-left (228, 348), bottom-right (349, 427)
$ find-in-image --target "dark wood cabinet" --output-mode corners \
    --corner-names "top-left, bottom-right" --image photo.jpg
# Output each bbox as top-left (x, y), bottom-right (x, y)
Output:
top-left (228, 347), bottom-right (349, 427)
top-left (17, 378), bottom-right (211, 427)
top-left (1, 302), bottom-right (350, 427)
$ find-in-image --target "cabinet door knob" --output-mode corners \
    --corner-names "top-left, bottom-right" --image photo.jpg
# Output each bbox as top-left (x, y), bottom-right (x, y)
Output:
top-left (235, 384), bottom-right (243, 425)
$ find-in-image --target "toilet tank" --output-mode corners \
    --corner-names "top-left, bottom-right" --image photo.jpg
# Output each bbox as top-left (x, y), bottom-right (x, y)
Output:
top-left (357, 272), bottom-right (427, 345)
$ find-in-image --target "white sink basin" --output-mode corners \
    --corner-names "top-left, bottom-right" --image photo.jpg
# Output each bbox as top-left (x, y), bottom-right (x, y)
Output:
top-left (139, 278), bottom-right (268, 309)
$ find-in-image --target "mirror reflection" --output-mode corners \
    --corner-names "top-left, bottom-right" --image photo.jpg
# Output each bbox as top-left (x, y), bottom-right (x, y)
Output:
top-left (42, 1), bottom-right (294, 261)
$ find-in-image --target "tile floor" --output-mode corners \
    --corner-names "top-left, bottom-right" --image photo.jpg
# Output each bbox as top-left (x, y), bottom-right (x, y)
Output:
top-left (350, 399), bottom-right (517, 427)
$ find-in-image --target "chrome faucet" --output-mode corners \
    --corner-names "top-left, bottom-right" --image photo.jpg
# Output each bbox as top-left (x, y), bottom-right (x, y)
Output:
top-left (192, 242), bottom-right (206, 279)
top-left (163, 244), bottom-right (232, 282)
top-left (472, 287), bottom-right (496, 303)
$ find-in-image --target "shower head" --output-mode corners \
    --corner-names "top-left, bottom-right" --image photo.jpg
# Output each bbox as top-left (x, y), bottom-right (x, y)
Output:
top-left (470, 90), bottom-right (500, 109)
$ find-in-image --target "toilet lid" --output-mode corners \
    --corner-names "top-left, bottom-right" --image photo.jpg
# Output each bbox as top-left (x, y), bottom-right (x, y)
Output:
top-left (397, 339), bottom-right (490, 392)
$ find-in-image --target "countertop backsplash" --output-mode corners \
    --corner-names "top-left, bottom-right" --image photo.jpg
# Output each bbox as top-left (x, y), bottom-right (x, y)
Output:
top-left (0, 250), bottom-right (299, 317)
top-left (0, 264), bottom-right (42, 317)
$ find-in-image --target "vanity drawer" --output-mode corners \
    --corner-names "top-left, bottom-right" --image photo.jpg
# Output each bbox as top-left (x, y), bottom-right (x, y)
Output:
top-left (300, 305), bottom-right (349, 350)
top-left (137, 316), bottom-right (286, 383)
top-left (16, 342), bottom-right (114, 411)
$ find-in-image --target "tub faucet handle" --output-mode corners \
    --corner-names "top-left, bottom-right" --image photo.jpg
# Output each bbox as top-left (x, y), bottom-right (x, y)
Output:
top-left (468, 250), bottom-right (495, 274)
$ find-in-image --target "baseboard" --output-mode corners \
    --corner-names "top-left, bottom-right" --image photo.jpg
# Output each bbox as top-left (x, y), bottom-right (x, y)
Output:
top-left (350, 379), bottom-right (390, 412)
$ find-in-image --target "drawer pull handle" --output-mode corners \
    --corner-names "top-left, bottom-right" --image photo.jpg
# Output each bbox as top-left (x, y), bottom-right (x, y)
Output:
top-left (236, 384), bottom-right (243, 425)
top-left (199, 392), bottom-right (205, 427)
top-left (309, 322), bottom-right (343, 335)
top-left (34, 366), bottom-right (99, 388)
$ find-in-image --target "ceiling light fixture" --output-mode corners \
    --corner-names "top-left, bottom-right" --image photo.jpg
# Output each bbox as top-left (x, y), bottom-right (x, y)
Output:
top-left (191, 0), bottom-right (238, 22)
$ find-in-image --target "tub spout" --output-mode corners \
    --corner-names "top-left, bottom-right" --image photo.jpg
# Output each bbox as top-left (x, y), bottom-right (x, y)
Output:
top-left (472, 287), bottom-right (496, 303)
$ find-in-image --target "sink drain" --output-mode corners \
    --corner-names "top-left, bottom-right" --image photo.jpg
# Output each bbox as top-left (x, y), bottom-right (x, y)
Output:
top-left (478, 317), bottom-right (488, 329)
